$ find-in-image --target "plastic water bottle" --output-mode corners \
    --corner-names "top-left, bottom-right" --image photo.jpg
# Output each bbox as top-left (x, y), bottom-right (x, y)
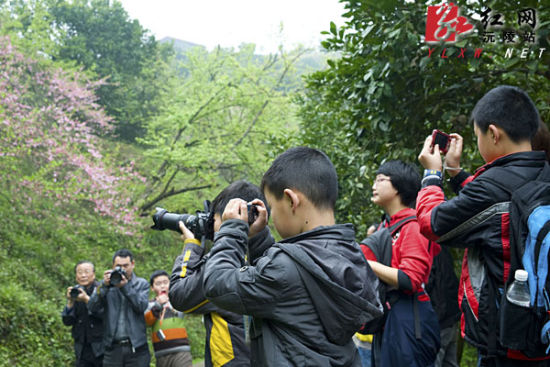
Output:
top-left (506, 269), bottom-right (531, 308)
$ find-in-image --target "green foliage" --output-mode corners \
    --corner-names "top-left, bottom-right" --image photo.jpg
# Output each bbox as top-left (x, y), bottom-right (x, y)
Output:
top-left (298, 0), bottom-right (550, 233)
top-left (136, 45), bottom-right (303, 215)
top-left (49, 0), bottom-right (173, 141)
top-left (298, 1), bottom-right (550, 364)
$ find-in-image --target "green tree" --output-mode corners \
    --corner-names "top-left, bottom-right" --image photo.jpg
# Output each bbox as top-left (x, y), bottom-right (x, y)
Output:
top-left (297, 0), bottom-right (550, 235)
top-left (136, 44), bottom-right (305, 215)
top-left (50, 0), bottom-right (173, 141)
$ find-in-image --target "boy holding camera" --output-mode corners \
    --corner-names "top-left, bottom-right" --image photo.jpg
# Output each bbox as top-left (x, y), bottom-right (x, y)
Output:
top-left (417, 85), bottom-right (549, 366)
top-left (201, 147), bottom-right (383, 366)
top-left (62, 260), bottom-right (104, 367)
top-left (170, 180), bottom-right (274, 367)
top-left (88, 249), bottom-right (150, 367)
top-left (145, 270), bottom-right (192, 367)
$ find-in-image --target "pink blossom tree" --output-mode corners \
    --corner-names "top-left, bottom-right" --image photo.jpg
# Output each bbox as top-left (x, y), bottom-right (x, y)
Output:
top-left (0, 37), bottom-right (143, 232)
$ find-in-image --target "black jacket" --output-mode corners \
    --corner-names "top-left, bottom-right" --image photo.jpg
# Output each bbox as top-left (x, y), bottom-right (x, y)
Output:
top-left (204, 220), bottom-right (383, 366)
top-left (170, 228), bottom-right (274, 366)
top-left (417, 151), bottom-right (548, 356)
top-left (88, 273), bottom-right (149, 349)
top-left (61, 281), bottom-right (104, 359)
top-left (425, 247), bottom-right (461, 329)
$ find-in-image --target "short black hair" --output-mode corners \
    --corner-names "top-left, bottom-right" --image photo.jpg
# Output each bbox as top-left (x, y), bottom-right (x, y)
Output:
top-left (112, 248), bottom-right (133, 263)
top-left (211, 180), bottom-right (270, 218)
top-left (261, 147), bottom-right (338, 210)
top-left (377, 160), bottom-right (421, 208)
top-left (74, 260), bottom-right (94, 273)
top-left (149, 270), bottom-right (169, 286)
top-left (471, 85), bottom-right (539, 142)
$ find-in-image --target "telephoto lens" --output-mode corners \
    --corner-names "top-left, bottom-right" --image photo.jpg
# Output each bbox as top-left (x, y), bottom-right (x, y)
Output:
top-left (151, 206), bottom-right (212, 239)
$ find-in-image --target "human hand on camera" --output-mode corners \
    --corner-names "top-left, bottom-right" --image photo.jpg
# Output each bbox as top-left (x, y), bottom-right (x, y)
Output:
top-left (418, 135), bottom-right (443, 171)
top-left (222, 198), bottom-right (268, 237)
top-left (66, 286), bottom-right (75, 308)
top-left (103, 269), bottom-right (112, 287)
top-left (222, 198), bottom-right (249, 222)
top-left (248, 199), bottom-right (268, 238)
top-left (156, 293), bottom-right (169, 305)
top-left (443, 133), bottom-right (463, 177)
top-left (114, 273), bottom-right (128, 288)
top-left (178, 221), bottom-right (195, 241)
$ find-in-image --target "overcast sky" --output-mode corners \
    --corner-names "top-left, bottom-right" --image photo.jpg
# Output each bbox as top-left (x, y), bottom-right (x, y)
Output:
top-left (118, 0), bottom-right (347, 54)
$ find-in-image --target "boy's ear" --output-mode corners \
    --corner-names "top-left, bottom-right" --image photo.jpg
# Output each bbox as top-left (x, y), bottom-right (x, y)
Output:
top-left (283, 189), bottom-right (300, 211)
top-left (488, 124), bottom-right (501, 144)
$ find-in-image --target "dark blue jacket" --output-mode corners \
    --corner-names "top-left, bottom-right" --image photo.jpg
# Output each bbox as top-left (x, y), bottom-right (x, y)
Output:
top-left (61, 281), bottom-right (104, 360)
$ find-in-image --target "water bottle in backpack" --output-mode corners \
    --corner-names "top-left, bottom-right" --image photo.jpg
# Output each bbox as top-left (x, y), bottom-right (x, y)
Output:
top-left (506, 270), bottom-right (531, 308)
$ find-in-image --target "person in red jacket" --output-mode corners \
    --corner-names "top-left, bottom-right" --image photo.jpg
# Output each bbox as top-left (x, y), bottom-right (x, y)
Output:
top-left (362, 160), bottom-right (440, 367)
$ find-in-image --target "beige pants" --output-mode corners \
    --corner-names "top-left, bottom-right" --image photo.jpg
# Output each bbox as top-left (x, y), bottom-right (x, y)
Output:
top-left (156, 351), bottom-right (193, 367)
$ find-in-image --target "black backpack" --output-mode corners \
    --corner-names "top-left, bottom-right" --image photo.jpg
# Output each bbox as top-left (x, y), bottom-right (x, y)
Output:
top-left (483, 162), bottom-right (550, 358)
top-left (358, 216), bottom-right (416, 334)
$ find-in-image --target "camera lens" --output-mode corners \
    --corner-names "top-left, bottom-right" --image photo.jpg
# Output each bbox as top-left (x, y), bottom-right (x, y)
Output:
top-left (70, 286), bottom-right (80, 299)
top-left (110, 272), bottom-right (122, 286)
top-left (110, 267), bottom-right (125, 286)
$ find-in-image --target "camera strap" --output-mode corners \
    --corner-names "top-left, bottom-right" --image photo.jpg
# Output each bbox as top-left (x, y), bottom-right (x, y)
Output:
top-left (159, 304), bottom-right (167, 325)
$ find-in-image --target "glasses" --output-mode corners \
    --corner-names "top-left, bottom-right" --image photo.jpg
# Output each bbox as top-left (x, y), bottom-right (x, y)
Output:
top-left (373, 177), bottom-right (391, 186)
top-left (154, 280), bottom-right (170, 286)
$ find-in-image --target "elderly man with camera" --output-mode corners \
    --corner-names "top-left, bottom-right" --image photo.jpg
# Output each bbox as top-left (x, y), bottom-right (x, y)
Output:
top-left (88, 249), bottom-right (150, 367)
top-left (62, 260), bottom-right (104, 367)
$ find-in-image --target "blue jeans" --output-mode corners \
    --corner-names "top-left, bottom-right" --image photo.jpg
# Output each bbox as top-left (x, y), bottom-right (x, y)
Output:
top-left (357, 345), bottom-right (372, 367)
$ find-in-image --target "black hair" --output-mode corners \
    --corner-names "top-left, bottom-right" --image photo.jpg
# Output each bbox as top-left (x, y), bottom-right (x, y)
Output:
top-left (112, 248), bottom-right (133, 263)
top-left (261, 146), bottom-right (338, 210)
top-left (376, 160), bottom-right (421, 208)
top-left (471, 85), bottom-right (539, 142)
top-left (74, 260), bottom-right (94, 273)
top-left (532, 120), bottom-right (550, 162)
top-left (210, 180), bottom-right (270, 218)
top-left (149, 270), bottom-right (169, 286)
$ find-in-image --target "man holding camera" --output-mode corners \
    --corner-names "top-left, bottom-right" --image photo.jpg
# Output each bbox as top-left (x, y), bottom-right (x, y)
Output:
top-left (169, 180), bottom-right (274, 367)
top-left (88, 249), bottom-right (150, 367)
top-left (62, 260), bottom-right (104, 367)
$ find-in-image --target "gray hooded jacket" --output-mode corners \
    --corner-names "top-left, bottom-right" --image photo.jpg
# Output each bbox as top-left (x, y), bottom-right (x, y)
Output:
top-left (204, 220), bottom-right (383, 366)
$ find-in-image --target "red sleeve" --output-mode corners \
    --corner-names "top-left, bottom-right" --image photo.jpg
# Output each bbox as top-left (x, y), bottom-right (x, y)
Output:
top-left (360, 243), bottom-right (378, 262)
top-left (416, 185), bottom-right (445, 241)
top-left (461, 175), bottom-right (475, 187)
top-left (392, 221), bottom-right (433, 292)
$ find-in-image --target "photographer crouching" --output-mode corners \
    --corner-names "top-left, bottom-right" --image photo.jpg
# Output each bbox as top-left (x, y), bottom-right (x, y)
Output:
top-left (88, 249), bottom-right (150, 367)
top-left (62, 260), bottom-right (104, 367)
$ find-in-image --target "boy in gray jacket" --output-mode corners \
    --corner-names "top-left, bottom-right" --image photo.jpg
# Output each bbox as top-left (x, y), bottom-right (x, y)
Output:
top-left (200, 147), bottom-right (383, 366)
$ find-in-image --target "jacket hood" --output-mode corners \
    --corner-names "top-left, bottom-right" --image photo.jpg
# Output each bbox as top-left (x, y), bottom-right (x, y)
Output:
top-left (277, 224), bottom-right (383, 345)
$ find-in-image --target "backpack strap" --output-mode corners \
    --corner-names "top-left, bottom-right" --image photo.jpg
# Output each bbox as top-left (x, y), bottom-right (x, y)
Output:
top-left (534, 220), bottom-right (550, 275)
top-left (387, 215), bottom-right (416, 236)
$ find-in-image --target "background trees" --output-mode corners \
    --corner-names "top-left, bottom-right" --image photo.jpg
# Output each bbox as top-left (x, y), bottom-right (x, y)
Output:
top-left (296, 0), bottom-right (550, 234)
top-left (0, 0), bottom-right (548, 365)
top-left (136, 44), bottom-right (304, 215)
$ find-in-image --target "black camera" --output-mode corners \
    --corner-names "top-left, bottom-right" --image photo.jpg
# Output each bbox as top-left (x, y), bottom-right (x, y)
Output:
top-left (247, 204), bottom-right (259, 224)
top-left (70, 285), bottom-right (83, 299)
top-left (110, 266), bottom-right (127, 286)
top-left (151, 200), bottom-right (213, 240)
